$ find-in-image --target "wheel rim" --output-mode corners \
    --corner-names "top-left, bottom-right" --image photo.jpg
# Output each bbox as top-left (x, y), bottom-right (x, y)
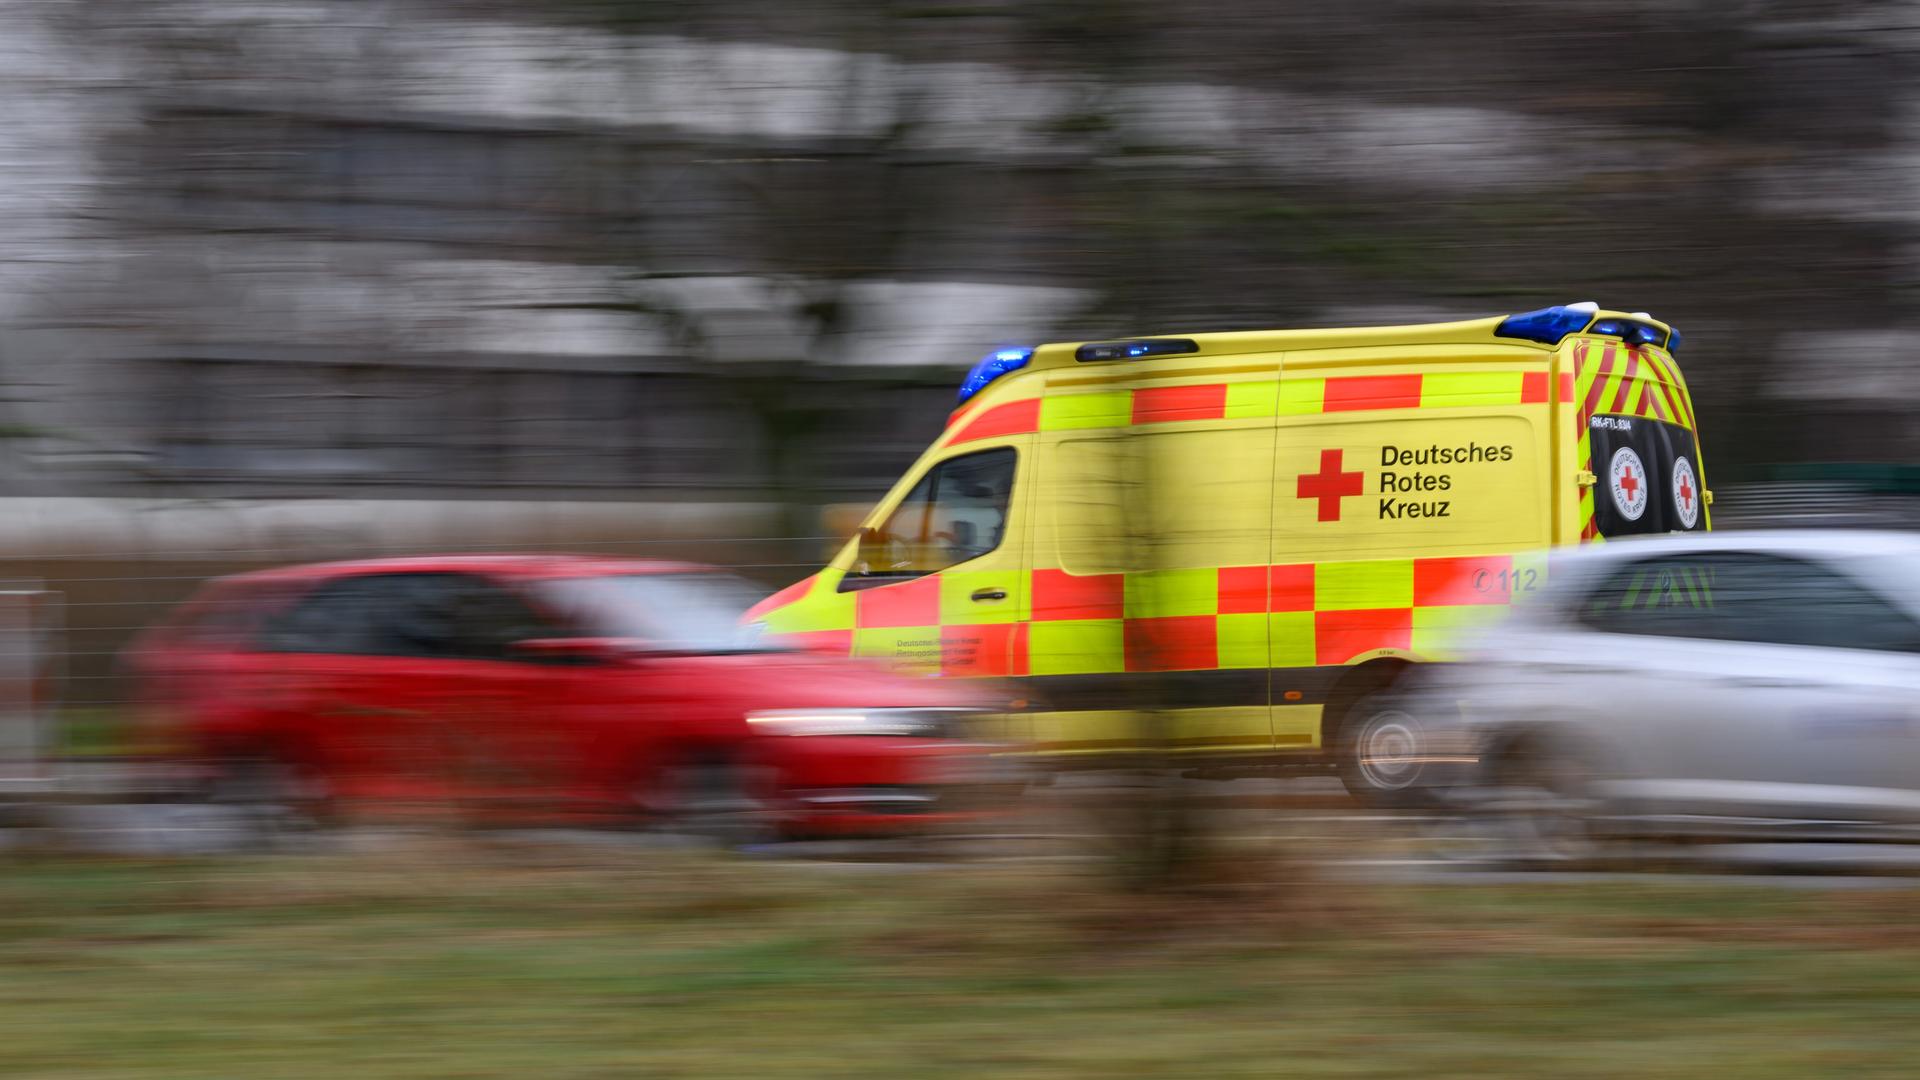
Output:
top-left (1489, 750), bottom-right (1599, 863)
top-left (207, 758), bottom-right (319, 844)
top-left (649, 763), bottom-right (777, 847)
top-left (1355, 709), bottom-right (1423, 790)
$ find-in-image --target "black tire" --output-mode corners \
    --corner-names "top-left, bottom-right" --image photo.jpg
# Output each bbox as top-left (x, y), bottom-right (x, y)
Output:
top-left (203, 755), bottom-right (325, 850)
top-left (644, 755), bottom-right (777, 849)
top-left (1476, 735), bottom-right (1605, 867)
top-left (1336, 692), bottom-right (1434, 807)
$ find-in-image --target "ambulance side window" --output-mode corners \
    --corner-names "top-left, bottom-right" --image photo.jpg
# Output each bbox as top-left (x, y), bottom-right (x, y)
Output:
top-left (842, 448), bottom-right (1016, 590)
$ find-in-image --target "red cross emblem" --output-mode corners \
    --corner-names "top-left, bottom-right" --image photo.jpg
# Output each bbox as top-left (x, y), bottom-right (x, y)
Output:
top-left (1297, 448), bottom-right (1364, 522)
top-left (1671, 456), bottom-right (1700, 528)
top-left (1608, 447), bottom-right (1649, 521)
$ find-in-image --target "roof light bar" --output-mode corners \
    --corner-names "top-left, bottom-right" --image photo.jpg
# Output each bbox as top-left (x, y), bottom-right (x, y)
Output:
top-left (1498, 302), bottom-right (1681, 351)
top-left (956, 347), bottom-right (1033, 404)
top-left (1074, 338), bottom-right (1200, 362)
top-left (1494, 304), bottom-right (1595, 346)
top-left (1588, 318), bottom-right (1669, 349)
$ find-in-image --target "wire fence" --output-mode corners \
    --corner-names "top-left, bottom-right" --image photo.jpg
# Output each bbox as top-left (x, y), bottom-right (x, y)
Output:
top-left (11, 483), bottom-right (1920, 756)
top-left (0, 531), bottom-right (847, 739)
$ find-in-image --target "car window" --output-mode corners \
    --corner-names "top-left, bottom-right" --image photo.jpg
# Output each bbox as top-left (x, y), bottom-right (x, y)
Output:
top-left (842, 447), bottom-right (1016, 589)
top-left (260, 573), bottom-right (559, 659)
top-left (1578, 552), bottom-right (1920, 653)
top-left (439, 578), bottom-right (560, 661)
top-left (535, 572), bottom-right (775, 653)
top-left (1576, 553), bottom-right (1720, 638)
top-left (194, 598), bottom-right (268, 647)
top-left (1734, 556), bottom-right (1920, 652)
top-left (158, 582), bottom-right (284, 650)
top-left (258, 576), bottom-right (394, 654)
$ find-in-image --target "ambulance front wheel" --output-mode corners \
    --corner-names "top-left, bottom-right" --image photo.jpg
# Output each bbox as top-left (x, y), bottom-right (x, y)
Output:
top-left (1336, 694), bottom-right (1433, 807)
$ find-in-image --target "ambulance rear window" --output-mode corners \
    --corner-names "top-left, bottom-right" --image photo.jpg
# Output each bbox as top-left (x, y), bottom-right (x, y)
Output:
top-left (1588, 415), bottom-right (1705, 538)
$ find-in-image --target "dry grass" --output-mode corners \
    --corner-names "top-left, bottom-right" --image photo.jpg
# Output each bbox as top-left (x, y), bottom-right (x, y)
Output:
top-left (1, 839), bottom-right (1920, 1078)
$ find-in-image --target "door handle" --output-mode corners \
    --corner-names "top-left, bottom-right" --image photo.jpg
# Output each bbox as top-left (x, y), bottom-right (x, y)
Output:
top-left (1720, 677), bottom-right (1810, 690)
top-left (971, 588), bottom-right (1008, 602)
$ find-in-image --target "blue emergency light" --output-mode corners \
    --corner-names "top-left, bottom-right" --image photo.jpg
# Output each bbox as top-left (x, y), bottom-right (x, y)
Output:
top-left (957, 347), bottom-right (1034, 404)
top-left (1494, 303), bottom-right (1596, 345)
top-left (1496, 302), bottom-right (1680, 351)
top-left (1588, 318), bottom-right (1667, 348)
top-left (1074, 338), bottom-right (1201, 362)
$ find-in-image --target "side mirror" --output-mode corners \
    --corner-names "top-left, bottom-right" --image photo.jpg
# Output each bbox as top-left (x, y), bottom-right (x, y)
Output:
top-left (849, 526), bottom-right (881, 574)
top-left (507, 637), bottom-right (630, 665)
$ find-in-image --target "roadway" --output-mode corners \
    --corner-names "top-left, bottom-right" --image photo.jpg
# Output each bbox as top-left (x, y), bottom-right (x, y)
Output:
top-left (10, 768), bottom-right (1920, 888)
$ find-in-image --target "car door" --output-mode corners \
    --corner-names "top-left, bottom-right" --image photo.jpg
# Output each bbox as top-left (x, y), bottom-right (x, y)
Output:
top-left (1557, 551), bottom-right (1736, 814)
top-left (1679, 554), bottom-right (1920, 824)
top-left (838, 445), bottom-right (1028, 707)
top-left (252, 574), bottom-right (455, 802)
top-left (841, 446), bottom-right (1027, 676)
top-left (1573, 551), bottom-right (1920, 823)
top-left (425, 574), bottom-right (599, 806)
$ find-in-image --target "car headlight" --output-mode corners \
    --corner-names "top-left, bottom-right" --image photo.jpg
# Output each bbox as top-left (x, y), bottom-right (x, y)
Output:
top-left (745, 708), bottom-right (972, 737)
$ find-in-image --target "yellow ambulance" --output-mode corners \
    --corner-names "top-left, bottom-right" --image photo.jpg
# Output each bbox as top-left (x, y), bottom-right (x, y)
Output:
top-left (745, 303), bottom-right (1708, 800)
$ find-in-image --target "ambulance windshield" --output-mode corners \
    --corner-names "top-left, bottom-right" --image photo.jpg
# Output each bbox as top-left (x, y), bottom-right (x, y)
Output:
top-left (1588, 415), bottom-right (1706, 537)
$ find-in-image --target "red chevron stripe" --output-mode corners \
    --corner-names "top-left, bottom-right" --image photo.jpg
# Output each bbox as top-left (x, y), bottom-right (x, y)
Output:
top-left (1580, 346), bottom-right (1615, 421)
top-left (1606, 350), bottom-right (1640, 415)
top-left (1635, 381), bottom-right (1665, 422)
top-left (1638, 351), bottom-right (1686, 426)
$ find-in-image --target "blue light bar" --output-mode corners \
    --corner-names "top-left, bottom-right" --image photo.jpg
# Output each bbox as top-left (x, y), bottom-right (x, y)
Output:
top-left (1074, 338), bottom-right (1200, 362)
top-left (1494, 305), bottom-right (1595, 345)
top-left (1588, 318), bottom-right (1670, 350)
top-left (1666, 326), bottom-right (1683, 353)
top-left (957, 347), bottom-right (1034, 404)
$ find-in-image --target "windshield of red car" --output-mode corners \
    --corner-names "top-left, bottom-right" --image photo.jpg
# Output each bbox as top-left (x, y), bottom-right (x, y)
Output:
top-left (534, 572), bottom-right (786, 653)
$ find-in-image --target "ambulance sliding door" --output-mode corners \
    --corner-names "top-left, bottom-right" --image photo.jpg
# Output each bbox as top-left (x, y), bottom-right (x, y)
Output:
top-left (1026, 370), bottom-right (1278, 755)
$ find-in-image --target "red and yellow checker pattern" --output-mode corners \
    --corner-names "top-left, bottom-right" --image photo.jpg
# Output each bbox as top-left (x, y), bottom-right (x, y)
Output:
top-left (748, 553), bottom-right (1539, 678)
top-left (746, 568), bottom-right (1030, 678)
top-left (944, 368), bottom-right (1560, 447)
top-left (1021, 553), bottom-right (1536, 675)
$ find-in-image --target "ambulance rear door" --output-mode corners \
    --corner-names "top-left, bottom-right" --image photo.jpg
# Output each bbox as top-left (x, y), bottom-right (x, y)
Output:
top-left (1567, 338), bottom-right (1708, 540)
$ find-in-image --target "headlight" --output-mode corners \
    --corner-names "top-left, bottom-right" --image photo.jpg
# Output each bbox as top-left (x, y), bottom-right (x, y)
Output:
top-left (745, 708), bottom-right (972, 737)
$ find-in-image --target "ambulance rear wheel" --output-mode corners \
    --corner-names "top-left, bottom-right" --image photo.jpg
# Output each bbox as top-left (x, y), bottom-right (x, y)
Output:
top-left (1336, 694), bottom-right (1431, 807)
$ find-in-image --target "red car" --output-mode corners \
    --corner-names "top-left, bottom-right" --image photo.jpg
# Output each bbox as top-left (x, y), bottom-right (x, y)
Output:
top-left (124, 555), bottom-right (1000, 838)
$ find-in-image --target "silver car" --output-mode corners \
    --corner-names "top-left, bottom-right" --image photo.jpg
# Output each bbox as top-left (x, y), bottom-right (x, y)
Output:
top-left (1405, 530), bottom-right (1920, 856)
